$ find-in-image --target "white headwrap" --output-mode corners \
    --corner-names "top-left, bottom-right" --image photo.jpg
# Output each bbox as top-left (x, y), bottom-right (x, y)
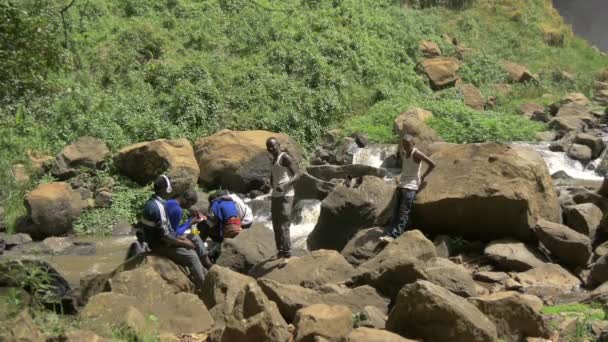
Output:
top-left (161, 175), bottom-right (172, 194)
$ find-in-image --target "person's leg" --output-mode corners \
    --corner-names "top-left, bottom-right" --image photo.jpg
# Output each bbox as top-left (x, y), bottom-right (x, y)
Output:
top-left (387, 188), bottom-right (416, 238)
top-left (279, 196), bottom-right (294, 258)
top-left (271, 196), bottom-right (284, 256)
top-left (152, 245), bottom-right (207, 289)
top-left (186, 234), bottom-right (213, 269)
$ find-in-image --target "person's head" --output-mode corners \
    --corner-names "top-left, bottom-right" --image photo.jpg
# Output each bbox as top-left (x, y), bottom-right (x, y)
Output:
top-left (401, 134), bottom-right (415, 153)
top-left (178, 189), bottom-right (198, 209)
top-left (153, 175), bottom-right (172, 198)
top-left (266, 137), bottom-right (280, 157)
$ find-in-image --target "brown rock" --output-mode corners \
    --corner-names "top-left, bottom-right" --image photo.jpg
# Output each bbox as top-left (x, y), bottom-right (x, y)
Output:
top-left (6, 310), bottom-right (45, 341)
top-left (201, 265), bottom-right (255, 325)
top-left (414, 143), bottom-right (561, 241)
top-left (596, 241), bottom-right (608, 258)
top-left (485, 239), bottom-right (548, 272)
top-left (504, 61), bottom-right (538, 83)
top-left (574, 133), bottom-right (606, 159)
top-left (420, 40), bottom-right (441, 58)
top-left (459, 83), bottom-right (485, 110)
top-left (11, 164), bottom-right (30, 185)
top-left (27, 150), bottom-right (53, 173)
top-left (424, 257), bottom-right (478, 297)
top-left (515, 264), bottom-right (581, 294)
top-left (519, 103), bottom-right (545, 118)
top-left (473, 271), bottom-right (510, 284)
top-left (293, 304), bottom-right (353, 342)
top-left (393, 107), bottom-right (443, 154)
top-left (563, 203), bottom-right (602, 240)
top-left (469, 292), bottom-right (549, 340)
top-left (567, 143), bottom-right (593, 163)
top-left (535, 131), bottom-right (557, 142)
top-left (534, 220), bottom-right (592, 269)
top-left (340, 227), bottom-right (386, 266)
top-left (57, 329), bottom-right (113, 342)
top-left (562, 92), bottom-right (590, 106)
top-left (23, 182), bottom-right (86, 238)
top-left (216, 225), bottom-right (276, 274)
top-left (194, 130), bottom-right (302, 193)
top-left (307, 177), bottom-right (395, 252)
top-left (549, 116), bottom-right (588, 132)
top-left (421, 57), bottom-right (460, 89)
top-left (114, 138), bottom-right (199, 197)
top-left (590, 255), bottom-right (608, 285)
top-left (52, 136), bottom-right (110, 179)
top-left (347, 327), bottom-right (416, 342)
top-left (386, 280), bottom-right (498, 342)
top-left (306, 164), bottom-right (387, 182)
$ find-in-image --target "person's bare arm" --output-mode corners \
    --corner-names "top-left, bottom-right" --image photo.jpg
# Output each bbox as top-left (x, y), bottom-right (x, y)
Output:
top-left (277, 154), bottom-right (300, 191)
top-left (414, 150), bottom-right (436, 181)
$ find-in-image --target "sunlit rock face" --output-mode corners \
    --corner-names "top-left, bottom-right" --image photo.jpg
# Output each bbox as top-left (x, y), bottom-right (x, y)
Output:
top-left (553, 0), bottom-right (608, 51)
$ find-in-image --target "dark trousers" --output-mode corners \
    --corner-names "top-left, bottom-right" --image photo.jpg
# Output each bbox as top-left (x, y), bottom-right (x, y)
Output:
top-left (271, 195), bottom-right (293, 257)
top-left (150, 234), bottom-right (208, 289)
top-left (387, 188), bottom-right (417, 238)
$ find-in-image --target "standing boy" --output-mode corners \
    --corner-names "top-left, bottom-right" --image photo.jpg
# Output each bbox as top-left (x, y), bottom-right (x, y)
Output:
top-left (381, 135), bottom-right (436, 243)
top-left (266, 137), bottom-right (300, 263)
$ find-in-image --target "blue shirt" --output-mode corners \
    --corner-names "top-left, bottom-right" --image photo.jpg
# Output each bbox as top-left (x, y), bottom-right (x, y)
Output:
top-left (210, 200), bottom-right (239, 231)
top-left (165, 199), bottom-right (194, 236)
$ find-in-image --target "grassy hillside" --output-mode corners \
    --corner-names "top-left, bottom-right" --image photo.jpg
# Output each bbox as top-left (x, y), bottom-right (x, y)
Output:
top-left (1, 0), bottom-right (607, 232)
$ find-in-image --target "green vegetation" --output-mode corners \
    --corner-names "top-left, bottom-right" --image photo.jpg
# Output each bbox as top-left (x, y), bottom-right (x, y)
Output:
top-left (543, 302), bottom-right (608, 341)
top-left (1, 0), bottom-right (607, 232)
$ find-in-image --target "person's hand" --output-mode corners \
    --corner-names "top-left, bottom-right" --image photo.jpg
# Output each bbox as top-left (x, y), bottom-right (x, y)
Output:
top-left (179, 238), bottom-right (195, 250)
top-left (191, 216), bottom-right (203, 224)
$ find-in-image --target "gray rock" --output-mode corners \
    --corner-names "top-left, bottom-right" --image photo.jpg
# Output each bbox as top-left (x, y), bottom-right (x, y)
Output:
top-left (216, 225), bottom-right (276, 274)
top-left (484, 239), bottom-right (548, 272)
top-left (306, 164), bottom-right (388, 182)
top-left (340, 227), bottom-right (386, 266)
top-left (534, 220), bottom-right (592, 269)
top-left (563, 203), bottom-right (603, 240)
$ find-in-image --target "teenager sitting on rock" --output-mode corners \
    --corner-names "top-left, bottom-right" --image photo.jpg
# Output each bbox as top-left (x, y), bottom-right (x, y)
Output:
top-left (380, 134), bottom-right (436, 243)
top-left (139, 175), bottom-right (208, 289)
top-left (207, 191), bottom-right (243, 239)
top-left (211, 190), bottom-right (254, 229)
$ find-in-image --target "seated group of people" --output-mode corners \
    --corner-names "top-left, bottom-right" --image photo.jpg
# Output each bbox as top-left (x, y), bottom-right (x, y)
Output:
top-left (132, 175), bottom-right (253, 290)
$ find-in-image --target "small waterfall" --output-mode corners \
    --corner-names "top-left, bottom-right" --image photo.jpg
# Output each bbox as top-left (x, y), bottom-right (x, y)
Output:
top-left (352, 144), bottom-right (398, 168)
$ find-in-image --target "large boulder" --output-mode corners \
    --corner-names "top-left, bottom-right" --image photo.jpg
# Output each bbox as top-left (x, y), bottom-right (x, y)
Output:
top-left (258, 278), bottom-right (389, 323)
top-left (258, 250), bottom-right (356, 287)
top-left (458, 83), bottom-right (485, 111)
top-left (393, 107), bottom-right (443, 154)
top-left (555, 103), bottom-right (595, 126)
top-left (421, 57), bottom-right (460, 89)
top-left (114, 138), bottom-right (199, 197)
top-left (222, 282), bottom-right (291, 342)
top-left (307, 177), bottom-right (395, 251)
top-left (293, 173), bottom-right (336, 202)
top-left (575, 133), bottom-right (605, 159)
top-left (533, 220), bottom-right (592, 269)
top-left (504, 61), bottom-right (538, 83)
top-left (469, 292), bottom-right (550, 341)
top-left (589, 255), bottom-right (608, 285)
top-left (567, 144), bottom-right (593, 163)
top-left (293, 304), bottom-right (353, 342)
top-left (194, 130), bottom-right (303, 193)
top-left (340, 227), bottom-right (386, 267)
top-left (386, 280), bottom-right (498, 342)
top-left (514, 264), bottom-right (581, 298)
top-left (563, 203), bottom-right (602, 240)
top-left (52, 136), bottom-right (110, 179)
top-left (306, 164), bottom-right (387, 182)
top-left (201, 265), bottom-right (255, 325)
top-left (216, 225), bottom-right (276, 274)
top-left (22, 182), bottom-right (86, 239)
top-left (352, 230), bottom-right (436, 299)
top-left (413, 143), bottom-right (561, 241)
top-left (484, 239), bottom-right (548, 272)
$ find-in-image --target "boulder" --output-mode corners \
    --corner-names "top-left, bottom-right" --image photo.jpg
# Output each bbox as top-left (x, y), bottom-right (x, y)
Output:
top-left (563, 203), bottom-right (602, 240)
top-left (420, 40), bottom-right (441, 58)
top-left (353, 306), bottom-right (387, 329)
top-left (519, 103), bottom-right (545, 118)
top-left (340, 227), bottom-right (386, 266)
top-left (55, 330), bottom-right (113, 342)
top-left (421, 57), bottom-right (460, 89)
top-left (0, 232), bottom-right (32, 248)
top-left (597, 241), bottom-right (608, 258)
top-left (414, 143), bottom-right (561, 241)
top-left (567, 144), bottom-right (593, 163)
top-left (424, 257), bottom-right (478, 297)
top-left (4, 310), bottom-right (45, 341)
top-left (293, 173), bottom-right (336, 202)
top-left (222, 283), bottom-right (291, 342)
top-left (515, 264), bottom-right (581, 295)
top-left (23, 182), bottom-right (86, 239)
top-left (504, 61), bottom-right (538, 83)
top-left (459, 83), bottom-right (485, 110)
top-left (347, 327), bottom-right (417, 342)
top-left (575, 133), bottom-right (605, 158)
top-left (80, 292), bottom-right (148, 335)
top-left (52, 137), bottom-right (110, 179)
top-left (9, 236), bottom-right (96, 256)
top-left (473, 271), bottom-right (510, 284)
top-left (393, 107), bottom-right (443, 154)
top-left (534, 220), bottom-right (592, 269)
top-left (194, 130), bottom-right (302, 193)
top-left (293, 304), bottom-right (353, 342)
top-left (201, 265), bottom-right (255, 325)
top-left (306, 164), bottom-right (387, 182)
top-left (469, 292), bottom-right (550, 340)
top-left (386, 280), bottom-right (498, 342)
top-left (484, 239), bottom-right (548, 272)
top-left (259, 250), bottom-right (356, 287)
top-left (352, 230), bottom-right (436, 299)
top-left (590, 255), bottom-right (608, 285)
top-left (549, 116), bottom-right (588, 132)
top-left (216, 225), bottom-right (276, 274)
top-left (556, 102), bottom-right (595, 124)
top-left (258, 278), bottom-right (389, 323)
top-left (11, 164), bottom-right (30, 184)
top-left (562, 92), bottom-right (590, 107)
top-left (334, 136), bottom-right (359, 165)
top-left (307, 177), bottom-right (395, 251)
top-left (114, 138), bottom-right (199, 197)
